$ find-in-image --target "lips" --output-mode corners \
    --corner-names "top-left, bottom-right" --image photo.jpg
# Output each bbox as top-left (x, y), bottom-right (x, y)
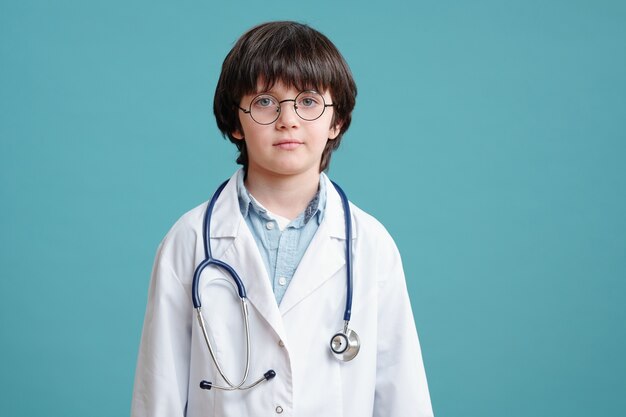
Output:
top-left (273, 140), bottom-right (303, 150)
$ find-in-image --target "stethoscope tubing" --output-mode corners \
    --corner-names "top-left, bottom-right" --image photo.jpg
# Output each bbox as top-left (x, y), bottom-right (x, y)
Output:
top-left (330, 180), bottom-right (353, 323)
top-left (195, 298), bottom-right (251, 388)
top-left (192, 180), bottom-right (246, 309)
top-left (192, 176), bottom-right (357, 391)
top-left (192, 179), bottom-right (352, 319)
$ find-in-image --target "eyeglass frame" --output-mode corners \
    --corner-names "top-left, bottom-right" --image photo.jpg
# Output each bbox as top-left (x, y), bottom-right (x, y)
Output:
top-left (237, 90), bottom-right (335, 125)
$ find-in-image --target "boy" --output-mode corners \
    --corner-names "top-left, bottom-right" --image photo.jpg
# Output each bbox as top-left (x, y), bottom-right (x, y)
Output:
top-left (132, 21), bottom-right (433, 417)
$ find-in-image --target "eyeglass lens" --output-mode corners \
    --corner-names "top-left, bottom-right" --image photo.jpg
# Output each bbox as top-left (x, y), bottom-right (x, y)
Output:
top-left (248, 91), bottom-right (327, 125)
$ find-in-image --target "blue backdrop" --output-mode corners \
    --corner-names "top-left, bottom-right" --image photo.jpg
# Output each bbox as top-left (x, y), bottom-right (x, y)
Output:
top-left (1, 1), bottom-right (625, 416)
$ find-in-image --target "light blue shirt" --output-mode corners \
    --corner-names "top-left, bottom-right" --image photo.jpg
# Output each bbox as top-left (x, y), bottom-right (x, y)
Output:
top-left (236, 170), bottom-right (326, 305)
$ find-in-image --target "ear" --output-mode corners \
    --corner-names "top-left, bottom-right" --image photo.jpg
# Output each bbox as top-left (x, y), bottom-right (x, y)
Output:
top-left (232, 129), bottom-right (244, 140)
top-left (328, 122), bottom-right (342, 140)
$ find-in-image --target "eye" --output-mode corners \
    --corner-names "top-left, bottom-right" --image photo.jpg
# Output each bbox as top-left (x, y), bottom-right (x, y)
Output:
top-left (297, 93), bottom-right (322, 108)
top-left (252, 95), bottom-right (277, 108)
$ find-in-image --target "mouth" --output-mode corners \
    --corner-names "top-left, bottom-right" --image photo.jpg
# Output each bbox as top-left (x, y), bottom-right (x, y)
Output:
top-left (273, 140), bottom-right (303, 150)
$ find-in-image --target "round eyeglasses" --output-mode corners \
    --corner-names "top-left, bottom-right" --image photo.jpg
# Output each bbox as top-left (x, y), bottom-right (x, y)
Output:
top-left (238, 90), bottom-right (334, 125)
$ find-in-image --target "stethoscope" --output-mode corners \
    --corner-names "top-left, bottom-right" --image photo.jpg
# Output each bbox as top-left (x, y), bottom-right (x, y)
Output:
top-left (192, 179), bottom-right (360, 392)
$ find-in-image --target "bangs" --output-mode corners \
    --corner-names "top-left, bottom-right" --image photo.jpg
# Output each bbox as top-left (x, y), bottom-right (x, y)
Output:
top-left (234, 24), bottom-right (340, 96)
top-left (244, 51), bottom-right (333, 95)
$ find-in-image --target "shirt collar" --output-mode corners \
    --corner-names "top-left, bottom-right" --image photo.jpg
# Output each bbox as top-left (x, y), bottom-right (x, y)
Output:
top-left (236, 169), bottom-right (326, 227)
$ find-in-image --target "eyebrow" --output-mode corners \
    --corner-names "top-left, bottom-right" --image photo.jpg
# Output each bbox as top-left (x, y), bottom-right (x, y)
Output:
top-left (253, 88), bottom-right (323, 97)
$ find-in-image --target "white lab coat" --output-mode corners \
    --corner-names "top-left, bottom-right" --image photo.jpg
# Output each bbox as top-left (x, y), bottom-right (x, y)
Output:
top-left (131, 171), bottom-right (434, 417)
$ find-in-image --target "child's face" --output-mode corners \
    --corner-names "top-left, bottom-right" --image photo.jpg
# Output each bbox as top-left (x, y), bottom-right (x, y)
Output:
top-left (233, 81), bottom-right (340, 179)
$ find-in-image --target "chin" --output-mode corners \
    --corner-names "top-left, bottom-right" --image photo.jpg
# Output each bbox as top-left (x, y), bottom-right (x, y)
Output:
top-left (250, 159), bottom-right (321, 178)
top-left (272, 165), bottom-right (316, 178)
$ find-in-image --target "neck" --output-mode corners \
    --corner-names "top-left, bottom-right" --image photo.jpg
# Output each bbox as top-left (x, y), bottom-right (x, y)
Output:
top-left (244, 168), bottom-right (321, 220)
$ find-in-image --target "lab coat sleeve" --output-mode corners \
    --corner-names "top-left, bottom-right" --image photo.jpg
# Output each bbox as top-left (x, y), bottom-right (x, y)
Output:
top-left (373, 236), bottom-right (434, 417)
top-left (131, 242), bottom-right (192, 417)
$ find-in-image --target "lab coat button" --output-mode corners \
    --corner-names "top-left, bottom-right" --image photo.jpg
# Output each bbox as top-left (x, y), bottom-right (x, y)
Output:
top-left (275, 405), bottom-right (284, 414)
top-left (278, 340), bottom-right (285, 347)
top-left (278, 277), bottom-right (287, 286)
top-left (266, 222), bottom-right (275, 230)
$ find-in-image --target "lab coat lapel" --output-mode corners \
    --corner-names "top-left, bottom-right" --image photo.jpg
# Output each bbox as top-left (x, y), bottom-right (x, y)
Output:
top-left (278, 222), bottom-right (344, 316)
top-left (220, 226), bottom-right (287, 340)
top-left (210, 172), bottom-right (287, 342)
top-left (209, 172), bottom-right (355, 337)
top-left (279, 175), bottom-right (354, 316)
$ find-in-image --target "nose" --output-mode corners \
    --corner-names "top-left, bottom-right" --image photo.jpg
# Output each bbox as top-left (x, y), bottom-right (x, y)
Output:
top-left (275, 99), bottom-right (299, 129)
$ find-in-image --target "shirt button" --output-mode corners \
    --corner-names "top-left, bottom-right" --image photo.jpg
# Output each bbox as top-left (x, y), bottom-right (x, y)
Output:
top-left (278, 277), bottom-right (287, 286)
top-left (266, 222), bottom-right (275, 230)
top-left (278, 340), bottom-right (285, 347)
top-left (276, 405), bottom-right (284, 414)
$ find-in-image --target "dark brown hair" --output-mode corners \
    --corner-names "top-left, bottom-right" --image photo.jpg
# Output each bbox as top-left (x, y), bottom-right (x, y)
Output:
top-left (213, 21), bottom-right (357, 172)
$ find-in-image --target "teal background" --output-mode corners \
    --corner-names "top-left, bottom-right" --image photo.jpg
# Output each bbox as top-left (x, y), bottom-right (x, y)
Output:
top-left (1, 0), bottom-right (625, 416)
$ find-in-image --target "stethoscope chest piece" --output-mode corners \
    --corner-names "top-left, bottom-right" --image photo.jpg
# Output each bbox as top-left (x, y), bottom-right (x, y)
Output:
top-left (330, 327), bottom-right (360, 361)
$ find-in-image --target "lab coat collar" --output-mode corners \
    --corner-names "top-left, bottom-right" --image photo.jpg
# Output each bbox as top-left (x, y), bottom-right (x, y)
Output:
top-left (207, 170), bottom-right (356, 341)
top-left (209, 170), bottom-right (356, 240)
top-left (321, 171), bottom-right (356, 240)
top-left (207, 172), bottom-right (242, 239)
